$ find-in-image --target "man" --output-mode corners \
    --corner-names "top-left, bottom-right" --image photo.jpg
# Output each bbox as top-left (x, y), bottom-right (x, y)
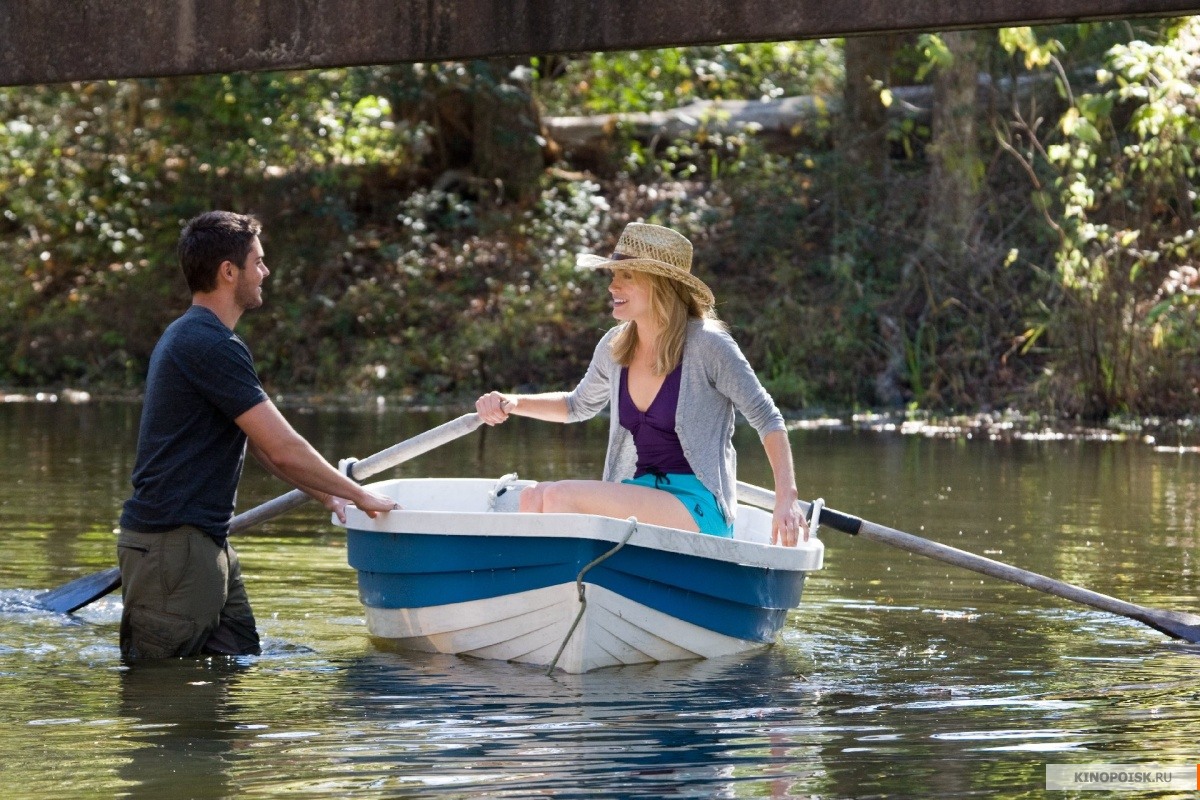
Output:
top-left (117, 210), bottom-right (397, 659)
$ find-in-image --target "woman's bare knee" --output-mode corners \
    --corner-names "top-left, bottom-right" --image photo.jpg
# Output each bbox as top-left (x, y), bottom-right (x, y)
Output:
top-left (519, 484), bottom-right (546, 513)
top-left (540, 481), bottom-right (586, 513)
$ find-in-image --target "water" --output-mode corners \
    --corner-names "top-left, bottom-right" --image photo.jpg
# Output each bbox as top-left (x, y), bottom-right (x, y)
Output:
top-left (1, 400), bottom-right (1198, 798)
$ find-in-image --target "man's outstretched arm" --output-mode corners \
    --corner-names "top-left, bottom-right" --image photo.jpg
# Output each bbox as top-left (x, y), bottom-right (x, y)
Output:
top-left (236, 399), bottom-right (398, 518)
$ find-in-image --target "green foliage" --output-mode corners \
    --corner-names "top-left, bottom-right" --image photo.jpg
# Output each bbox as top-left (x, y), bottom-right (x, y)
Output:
top-left (998, 27), bottom-right (1062, 69)
top-left (0, 67), bottom-right (430, 387)
top-left (694, 144), bottom-right (886, 409)
top-left (3, 20), bottom-right (1200, 422)
top-left (914, 34), bottom-right (955, 79)
top-left (1039, 18), bottom-right (1200, 416)
top-left (310, 177), bottom-right (616, 396)
top-left (535, 42), bottom-right (843, 115)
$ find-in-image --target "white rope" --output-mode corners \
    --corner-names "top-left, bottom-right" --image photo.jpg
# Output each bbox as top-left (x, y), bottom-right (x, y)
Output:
top-left (486, 472), bottom-right (520, 511)
top-left (545, 517), bottom-right (639, 675)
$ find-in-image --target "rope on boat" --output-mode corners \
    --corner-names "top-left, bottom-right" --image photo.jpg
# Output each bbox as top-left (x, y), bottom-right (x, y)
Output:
top-left (545, 516), bottom-right (639, 675)
top-left (487, 472), bottom-right (520, 511)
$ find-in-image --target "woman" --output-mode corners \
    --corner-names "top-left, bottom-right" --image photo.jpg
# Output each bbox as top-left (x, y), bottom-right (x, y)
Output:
top-left (476, 222), bottom-right (808, 547)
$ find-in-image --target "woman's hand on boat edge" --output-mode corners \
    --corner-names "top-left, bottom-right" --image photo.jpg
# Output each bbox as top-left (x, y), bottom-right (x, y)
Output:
top-left (476, 391), bottom-right (516, 426)
top-left (771, 496), bottom-right (809, 547)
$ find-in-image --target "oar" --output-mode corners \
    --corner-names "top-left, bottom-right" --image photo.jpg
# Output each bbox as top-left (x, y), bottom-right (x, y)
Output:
top-left (36, 412), bottom-right (485, 614)
top-left (737, 481), bottom-right (1200, 643)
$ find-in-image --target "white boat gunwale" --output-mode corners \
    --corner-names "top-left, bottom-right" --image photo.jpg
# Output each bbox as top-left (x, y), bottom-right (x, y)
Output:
top-left (340, 477), bottom-right (824, 573)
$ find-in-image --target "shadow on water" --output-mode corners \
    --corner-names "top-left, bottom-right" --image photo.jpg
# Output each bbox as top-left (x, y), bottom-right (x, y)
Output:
top-left (115, 659), bottom-right (254, 800)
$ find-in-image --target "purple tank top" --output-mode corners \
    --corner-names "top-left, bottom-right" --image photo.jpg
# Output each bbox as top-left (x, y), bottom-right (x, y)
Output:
top-left (618, 362), bottom-right (693, 478)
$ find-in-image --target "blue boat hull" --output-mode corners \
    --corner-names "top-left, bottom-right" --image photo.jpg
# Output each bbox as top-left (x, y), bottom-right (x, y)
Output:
top-left (348, 529), bottom-right (807, 644)
top-left (335, 478), bottom-right (824, 672)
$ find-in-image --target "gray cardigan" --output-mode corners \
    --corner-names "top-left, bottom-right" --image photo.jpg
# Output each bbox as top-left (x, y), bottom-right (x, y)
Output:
top-left (564, 319), bottom-right (786, 523)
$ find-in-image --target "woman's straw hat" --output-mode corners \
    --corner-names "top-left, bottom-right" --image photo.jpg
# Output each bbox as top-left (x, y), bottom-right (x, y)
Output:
top-left (577, 223), bottom-right (715, 310)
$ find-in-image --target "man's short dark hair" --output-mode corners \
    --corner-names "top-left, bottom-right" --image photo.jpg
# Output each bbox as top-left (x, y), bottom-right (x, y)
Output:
top-left (178, 211), bottom-right (263, 293)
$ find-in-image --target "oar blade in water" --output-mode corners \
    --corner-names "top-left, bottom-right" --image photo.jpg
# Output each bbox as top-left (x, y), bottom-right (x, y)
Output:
top-left (1136, 608), bottom-right (1200, 643)
top-left (36, 566), bottom-right (121, 614)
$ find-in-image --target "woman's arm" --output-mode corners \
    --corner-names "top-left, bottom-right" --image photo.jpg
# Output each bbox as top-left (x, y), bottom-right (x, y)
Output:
top-left (476, 391), bottom-right (569, 425)
top-left (699, 325), bottom-right (807, 544)
top-left (477, 327), bottom-right (620, 426)
top-left (762, 429), bottom-right (809, 546)
top-left (704, 324), bottom-right (785, 433)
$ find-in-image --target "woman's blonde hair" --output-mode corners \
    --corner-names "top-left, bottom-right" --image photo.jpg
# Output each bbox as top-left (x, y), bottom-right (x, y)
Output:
top-left (611, 272), bottom-right (721, 374)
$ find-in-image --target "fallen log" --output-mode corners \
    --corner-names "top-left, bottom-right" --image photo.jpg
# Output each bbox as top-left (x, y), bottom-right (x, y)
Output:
top-left (543, 86), bottom-right (933, 161)
top-left (542, 74), bottom-right (1057, 164)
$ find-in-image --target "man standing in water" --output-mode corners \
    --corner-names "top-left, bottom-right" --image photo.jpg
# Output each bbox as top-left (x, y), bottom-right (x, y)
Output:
top-left (117, 210), bottom-right (398, 659)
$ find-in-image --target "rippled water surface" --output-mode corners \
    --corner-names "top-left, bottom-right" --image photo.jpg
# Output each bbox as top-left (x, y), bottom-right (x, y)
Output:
top-left (1, 401), bottom-right (1197, 798)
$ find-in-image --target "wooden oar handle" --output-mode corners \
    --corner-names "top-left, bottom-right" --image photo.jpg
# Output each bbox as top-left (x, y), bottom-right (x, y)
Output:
top-left (811, 507), bottom-right (862, 535)
top-left (348, 413), bottom-right (483, 481)
top-left (230, 489), bottom-right (310, 534)
top-left (735, 480), bottom-right (863, 534)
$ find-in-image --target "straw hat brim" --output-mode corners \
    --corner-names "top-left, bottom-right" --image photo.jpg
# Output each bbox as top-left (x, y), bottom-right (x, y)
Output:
top-left (576, 254), bottom-right (715, 308)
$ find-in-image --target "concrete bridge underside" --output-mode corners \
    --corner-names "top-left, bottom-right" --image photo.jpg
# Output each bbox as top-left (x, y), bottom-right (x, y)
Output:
top-left (2, 0), bottom-right (1199, 87)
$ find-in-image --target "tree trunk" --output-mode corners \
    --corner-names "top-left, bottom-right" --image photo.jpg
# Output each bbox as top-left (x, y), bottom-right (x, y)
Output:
top-left (469, 59), bottom-right (545, 202)
top-left (924, 30), bottom-right (984, 268)
top-left (397, 59), bottom-right (545, 202)
top-left (840, 34), bottom-right (896, 186)
top-left (877, 30), bottom-right (985, 407)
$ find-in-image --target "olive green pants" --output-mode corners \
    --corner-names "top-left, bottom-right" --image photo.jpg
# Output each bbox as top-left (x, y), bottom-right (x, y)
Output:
top-left (117, 526), bottom-right (260, 659)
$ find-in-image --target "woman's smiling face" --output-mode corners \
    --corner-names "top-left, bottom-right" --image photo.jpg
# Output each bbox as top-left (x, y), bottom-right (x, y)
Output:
top-left (608, 268), bottom-right (652, 322)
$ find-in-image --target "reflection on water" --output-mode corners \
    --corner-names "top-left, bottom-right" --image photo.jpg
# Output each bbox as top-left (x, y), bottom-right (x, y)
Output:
top-left (0, 401), bottom-right (1198, 798)
top-left (322, 649), bottom-right (818, 797)
top-left (117, 659), bottom-right (251, 800)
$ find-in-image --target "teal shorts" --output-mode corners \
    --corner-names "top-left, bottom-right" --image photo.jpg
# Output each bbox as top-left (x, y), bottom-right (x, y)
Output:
top-left (621, 472), bottom-right (734, 538)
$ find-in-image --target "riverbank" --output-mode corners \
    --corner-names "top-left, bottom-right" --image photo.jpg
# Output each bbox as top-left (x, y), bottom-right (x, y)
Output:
top-left (7, 387), bottom-right (1200, 449)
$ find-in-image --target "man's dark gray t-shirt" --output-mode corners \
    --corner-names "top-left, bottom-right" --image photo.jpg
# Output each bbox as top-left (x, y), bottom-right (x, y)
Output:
top-left (120, 305), bottom-right (268, 542)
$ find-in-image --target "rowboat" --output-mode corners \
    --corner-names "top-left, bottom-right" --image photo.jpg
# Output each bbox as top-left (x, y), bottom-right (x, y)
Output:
top-left (335, 476), bottom-right (825, 673)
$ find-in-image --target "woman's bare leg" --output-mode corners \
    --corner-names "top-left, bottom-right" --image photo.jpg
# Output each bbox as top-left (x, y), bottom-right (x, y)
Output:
top-left (519, 483), bottom-right (547, 513)
top-left (521, 479), bottom-right (698, 532)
